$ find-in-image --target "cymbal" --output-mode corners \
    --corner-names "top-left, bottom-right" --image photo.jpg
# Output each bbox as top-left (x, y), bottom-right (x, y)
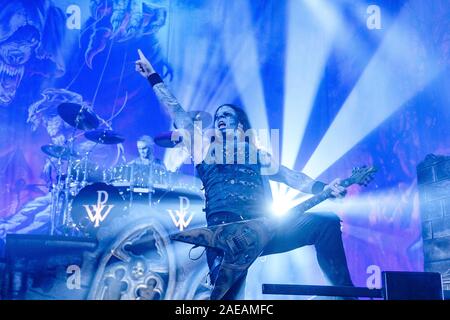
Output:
top-left (41, 144), bottom-right (80, 160)
top-left (189, 110), bottom-right (212, 127)
top-left (154, 131), bottom-right (183, 148)
top-left (84, 129), bottom-right (125, 145)
top-left (58, 103), bottom-right (100, 130)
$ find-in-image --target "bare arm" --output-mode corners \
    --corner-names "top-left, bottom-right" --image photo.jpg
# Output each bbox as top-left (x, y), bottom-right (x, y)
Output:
top-left (135, 49), bottom-right (208, 163)
top-left (135, 49), bottom-right (193, 131)
top-left (270, 165), bottom-right (323, 194)
top-left (260, 151), bottom-right (345, 196)
top-left (151, 82), bottom-right (194, 130)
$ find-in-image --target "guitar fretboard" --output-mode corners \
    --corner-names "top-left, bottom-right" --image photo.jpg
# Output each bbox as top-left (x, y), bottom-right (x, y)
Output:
top-left (295, 178), bottom-right (353, 213)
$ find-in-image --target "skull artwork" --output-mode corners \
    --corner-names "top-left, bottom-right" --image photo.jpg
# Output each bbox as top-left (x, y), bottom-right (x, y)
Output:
top-left (130, 259), bottom-right (147, 280)
top-left (0, 0), bottom-right (65, 106)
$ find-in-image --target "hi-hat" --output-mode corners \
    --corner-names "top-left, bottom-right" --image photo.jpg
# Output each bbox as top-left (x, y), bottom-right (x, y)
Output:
top-left (154, 131), bottom-right (183, 148)
top-left (84, 129), bottom-right (125, 144)
top-left (58, 103), bottom-right (100, 130)
top-left (41, 144), bottom-right (80, 160)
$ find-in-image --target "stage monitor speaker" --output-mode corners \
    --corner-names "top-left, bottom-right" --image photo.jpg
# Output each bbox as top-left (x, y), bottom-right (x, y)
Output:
top-left (382, 271), bottom-right (443, 300)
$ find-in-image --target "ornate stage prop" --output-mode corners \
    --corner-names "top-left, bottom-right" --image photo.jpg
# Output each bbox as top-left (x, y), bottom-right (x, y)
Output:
top-left (1, 118), bottom-right (210, 301)
top-left (0, 0), bottom-right (449, 302)
top-left (0, 83), bottom-right (211, 300)
top-left (0, 204), bottom-right (212, 300)
top-left (417, 154), bottom-right (450, 292)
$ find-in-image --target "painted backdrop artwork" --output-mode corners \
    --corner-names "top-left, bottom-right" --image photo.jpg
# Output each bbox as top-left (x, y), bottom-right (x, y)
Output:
top-left (0, 0), bottom-right (449, 298)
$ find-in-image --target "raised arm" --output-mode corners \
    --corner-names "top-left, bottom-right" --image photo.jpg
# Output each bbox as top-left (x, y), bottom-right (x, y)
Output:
top-left (261, 150), bottom-right (346, 197)
top-left (135, 49), bottom-right (193, 130)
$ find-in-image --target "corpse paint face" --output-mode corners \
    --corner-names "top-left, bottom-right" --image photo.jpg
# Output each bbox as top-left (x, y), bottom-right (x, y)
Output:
top-left (214, 106), bottom-right (240, 132)
top-left (0, 25), bottom-right (39, 105)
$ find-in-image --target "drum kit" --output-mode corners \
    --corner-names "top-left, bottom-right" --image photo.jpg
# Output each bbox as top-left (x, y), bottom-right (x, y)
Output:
top-left (43, 103), bottom-right (210, 237)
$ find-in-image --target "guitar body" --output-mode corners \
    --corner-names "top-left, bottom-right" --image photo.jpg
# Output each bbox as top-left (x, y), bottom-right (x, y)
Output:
top-left (170, 218), bottom-right (276, 299)
top-left (170, 166), bottom-right (376, 300)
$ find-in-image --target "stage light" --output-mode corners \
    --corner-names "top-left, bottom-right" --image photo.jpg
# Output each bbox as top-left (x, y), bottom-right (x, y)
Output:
top-left (281, 0), bottom-right (344, 168)
top-left (271, 195), bottom-right (300, 217)
top-left (163, 0), bottom-right (269, 170)
top-left (269, 181), bottom-right (309, 217)
top-left (221, 0), bottom-right (268, 132)
top-left (309, 187), bottom-right (419, 220)
top-left (271, 0), bottom-right (347, 219)
top-left (303, 0), bottom-right (443, 179)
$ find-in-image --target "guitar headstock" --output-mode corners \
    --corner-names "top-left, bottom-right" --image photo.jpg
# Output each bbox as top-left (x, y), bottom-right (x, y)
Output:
top-left (348, 166), bottom-right (377, 187)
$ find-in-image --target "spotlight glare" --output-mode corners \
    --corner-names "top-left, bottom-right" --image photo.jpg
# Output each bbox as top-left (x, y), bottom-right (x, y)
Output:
top-left (303, 0), bottom-right (443, 179)
top-left (270, 181), bottom-right (310, 217)
top-left (271, 199), bottom-right (294, 216)
top-left (163, 0), bottom-right (269, 170)
top-left (221, 0), bottom-right (269, 135)
top-left (282, 0), bottom-right (343, 168)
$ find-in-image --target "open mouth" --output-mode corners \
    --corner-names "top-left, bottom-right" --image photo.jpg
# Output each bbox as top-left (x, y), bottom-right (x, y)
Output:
top-left (218, 121), bottom-right (226, 129)
top-left (0, 60), bottom-right (25, 105)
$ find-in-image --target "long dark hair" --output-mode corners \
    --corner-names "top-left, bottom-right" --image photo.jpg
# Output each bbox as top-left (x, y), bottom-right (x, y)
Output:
top-left (214, 104), bottom-right (251, 131)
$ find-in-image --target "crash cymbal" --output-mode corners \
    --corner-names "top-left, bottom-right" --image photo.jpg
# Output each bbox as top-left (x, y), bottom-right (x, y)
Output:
top-left (41, 144), bottom-right (80, 160)
top-left (188, 110), bottom-right (212, 127)
top-left (84, 129), bottom-right (125, 145)
top-left (154, 131), bottom-right (183, 148)
top-left (58, 103), bottom-right (100, 130)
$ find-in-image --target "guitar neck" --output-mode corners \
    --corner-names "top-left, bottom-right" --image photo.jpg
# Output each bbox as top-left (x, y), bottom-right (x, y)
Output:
top-left (296, 178), bottom-right (353, 213)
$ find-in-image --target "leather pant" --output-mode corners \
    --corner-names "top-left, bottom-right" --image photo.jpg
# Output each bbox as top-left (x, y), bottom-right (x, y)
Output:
top-left (206, 210), bottom-right (354, 300)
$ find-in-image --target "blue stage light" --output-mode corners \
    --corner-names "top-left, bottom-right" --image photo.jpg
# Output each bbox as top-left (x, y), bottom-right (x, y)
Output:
top-left (303, 1), bottom-right (443, 179)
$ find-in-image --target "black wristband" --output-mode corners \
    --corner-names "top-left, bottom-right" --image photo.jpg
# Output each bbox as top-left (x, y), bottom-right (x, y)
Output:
top-left (147, 73), bottom-right (163, 86)
top-left (311, 181), bottom-right (327, 195)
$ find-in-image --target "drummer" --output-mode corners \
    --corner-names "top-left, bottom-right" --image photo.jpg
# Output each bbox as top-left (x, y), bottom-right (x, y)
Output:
top-left (129, 135), bottom-right (161, 166)
top-left (128, 135), bottom-right (167, 186)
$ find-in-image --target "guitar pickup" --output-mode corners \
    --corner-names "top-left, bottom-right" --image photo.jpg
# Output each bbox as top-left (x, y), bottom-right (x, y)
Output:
top-left (226, 228), bottom-right (256, 255)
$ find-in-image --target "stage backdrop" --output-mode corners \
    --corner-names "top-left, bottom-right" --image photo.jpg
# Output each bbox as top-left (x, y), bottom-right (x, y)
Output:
top-left (0, 0), bottom-right (449, 298)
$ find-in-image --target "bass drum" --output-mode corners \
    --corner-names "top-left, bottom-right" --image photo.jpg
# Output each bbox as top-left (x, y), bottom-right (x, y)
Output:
top-left (69, 183), bottom-right (128, 237)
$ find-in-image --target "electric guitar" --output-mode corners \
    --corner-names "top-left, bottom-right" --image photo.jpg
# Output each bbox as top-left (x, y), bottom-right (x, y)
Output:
top-left (170, 166), bottom-right (377, 300)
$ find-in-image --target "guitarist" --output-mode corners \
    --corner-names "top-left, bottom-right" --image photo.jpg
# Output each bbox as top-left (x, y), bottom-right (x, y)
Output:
top-left (135, 50), bottom-right (354, 299)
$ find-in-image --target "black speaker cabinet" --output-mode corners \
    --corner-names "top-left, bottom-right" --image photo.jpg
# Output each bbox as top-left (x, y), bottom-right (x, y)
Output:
top-left (382, 271), bottom-right (443, 300)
